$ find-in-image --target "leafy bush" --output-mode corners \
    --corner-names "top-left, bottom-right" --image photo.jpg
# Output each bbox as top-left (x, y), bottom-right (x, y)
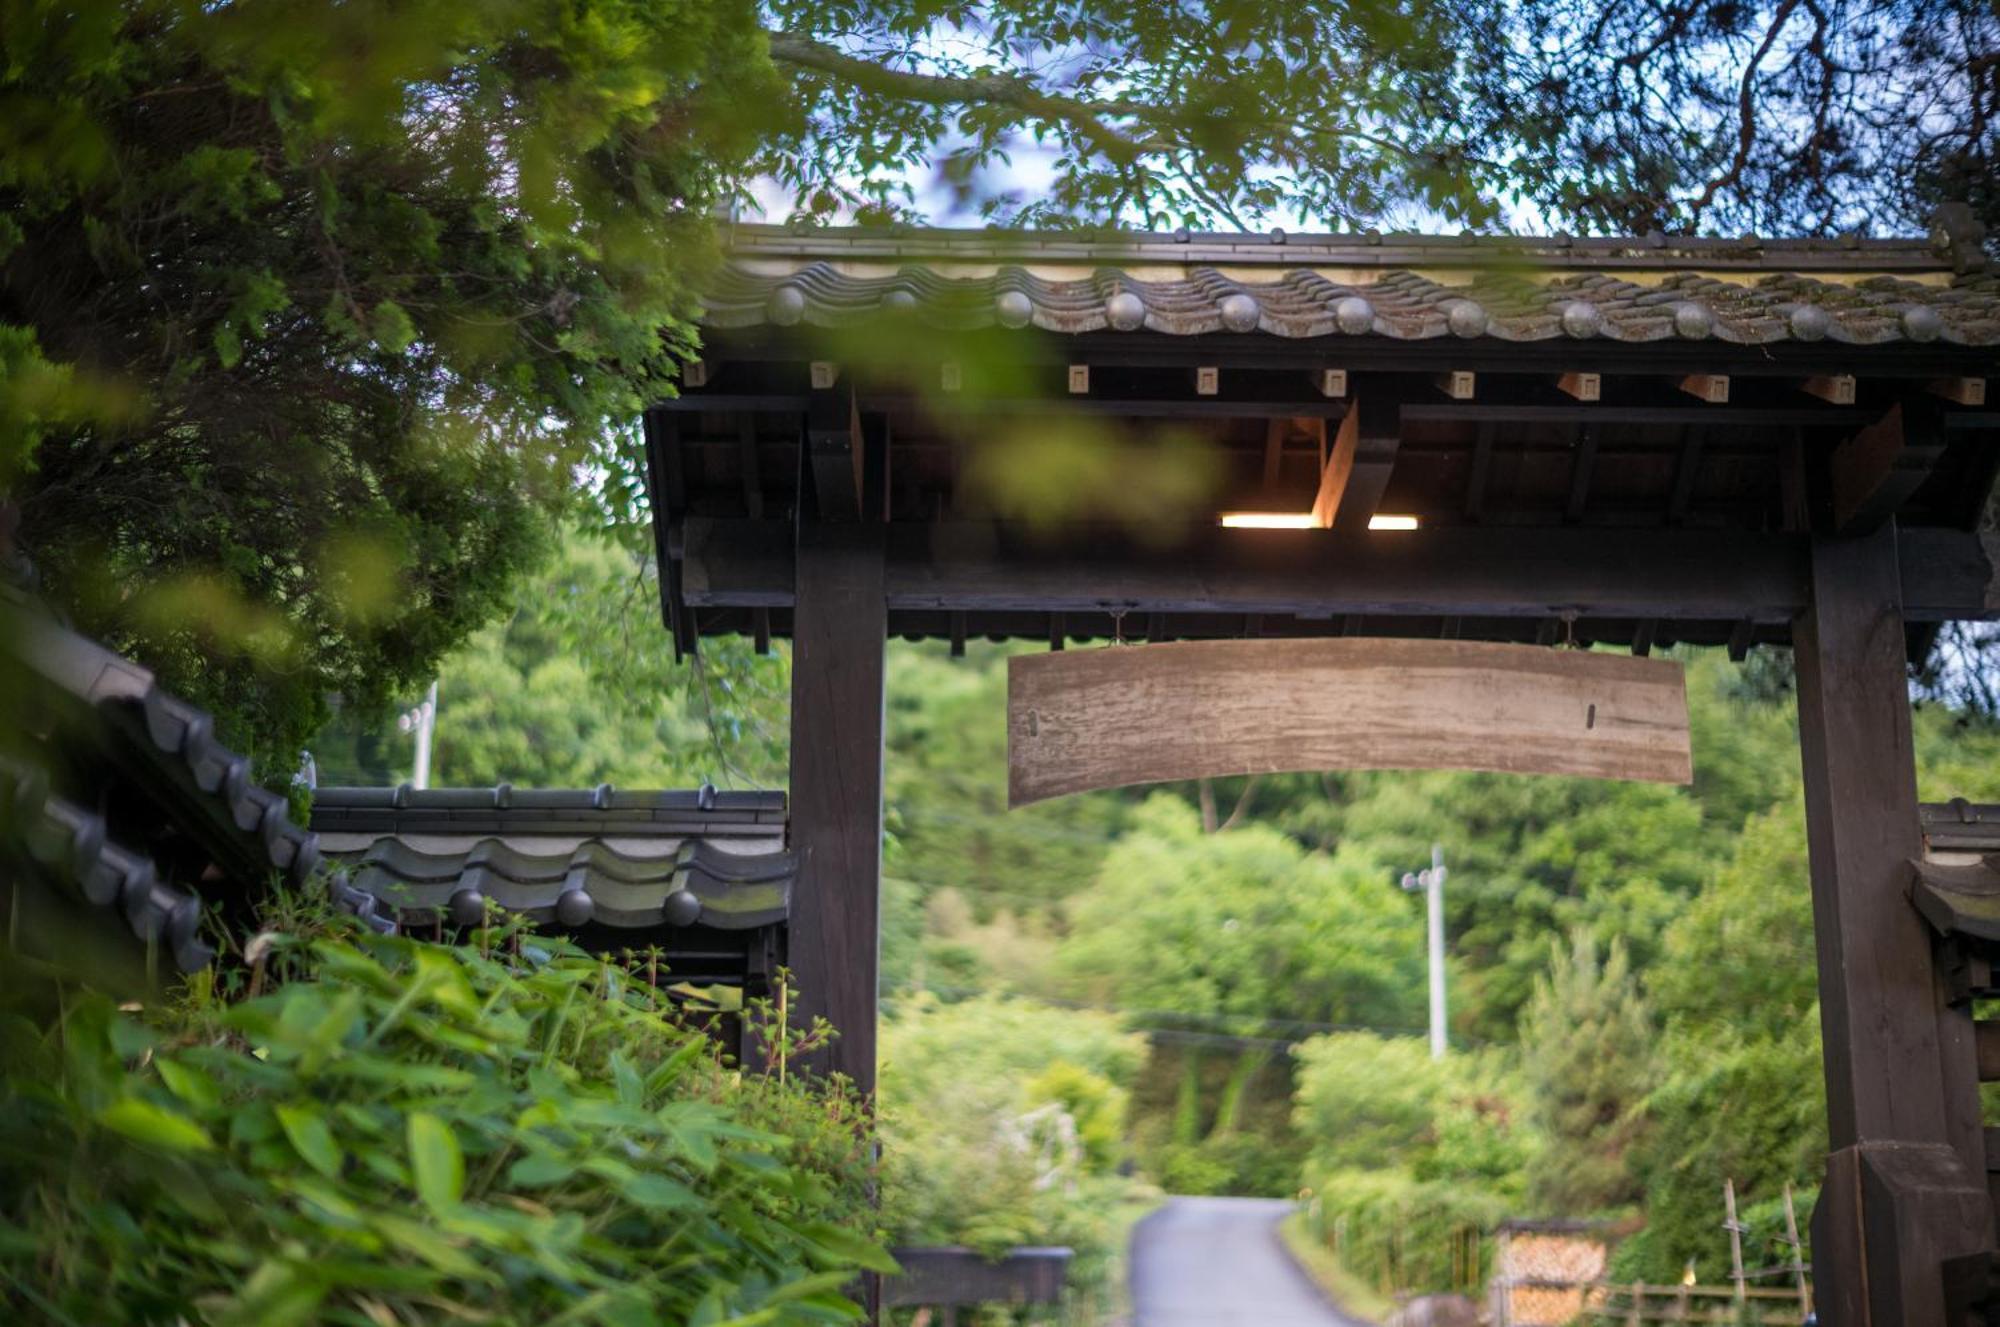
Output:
top-left (1300, 1168), bottom-right (1510, 1299)
top-left (1294, 1033), bottom-right (1531, 1297)
top-left (0, 917), bottom-right (888, 1325)
top-left (1294, 1034), bottom-right (1532, 1191)
top-left (877, 992), bottom-right (1147, 1311)
top-left (1612, 1016), bottom-right (1825, 1284)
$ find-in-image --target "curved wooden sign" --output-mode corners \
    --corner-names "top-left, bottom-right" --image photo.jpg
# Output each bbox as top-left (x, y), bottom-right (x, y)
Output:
top-left (1007, 638), bottom-right (1691, 807)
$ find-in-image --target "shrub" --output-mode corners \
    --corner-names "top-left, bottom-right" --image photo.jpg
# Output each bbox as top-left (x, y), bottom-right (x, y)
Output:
top-left (0, 917), bottom-right (888, 1325)
top-left (877, 993), bottom-right (1147, 1312)
top-left (1301, 1167), bottom-right (1510, 1299)
top-left (1293, 1032), bottom-right (1532, 1298)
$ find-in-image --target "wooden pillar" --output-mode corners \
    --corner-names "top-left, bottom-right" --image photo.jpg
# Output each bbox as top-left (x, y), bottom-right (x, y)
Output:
top-left (1794, 522), bottom-right (1992, 1325)
top-left (787, 521), bottom-right (886, 1093)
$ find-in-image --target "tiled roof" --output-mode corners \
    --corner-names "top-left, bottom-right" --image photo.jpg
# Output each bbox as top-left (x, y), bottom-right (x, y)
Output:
top-left (8, 593), bottom-right (322, 890)
top-left (3, 591), bottom-right (391, 966)
top-left (311, 785), bottom-right (791, 940)
top-left (703, 225), bottom-right (2000, 346)
top-left (0, 757), bottom-right (214, 973)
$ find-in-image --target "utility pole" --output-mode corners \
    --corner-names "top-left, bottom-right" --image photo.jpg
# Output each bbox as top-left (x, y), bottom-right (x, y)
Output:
top-left (1401, 844), bottom-right (1448, 1060)
top-left (397, 681), bottom-right (438, 790)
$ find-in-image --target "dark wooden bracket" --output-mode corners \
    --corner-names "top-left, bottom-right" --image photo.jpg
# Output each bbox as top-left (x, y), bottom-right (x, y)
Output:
top-left (1831, 400), bottom-right (1947, 534)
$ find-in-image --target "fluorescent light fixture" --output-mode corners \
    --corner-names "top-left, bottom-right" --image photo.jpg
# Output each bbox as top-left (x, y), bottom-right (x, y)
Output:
top-left (1219, 512), bottom-right (1316, 529)
top-left (1218, 512), bottom-right (1422, 530)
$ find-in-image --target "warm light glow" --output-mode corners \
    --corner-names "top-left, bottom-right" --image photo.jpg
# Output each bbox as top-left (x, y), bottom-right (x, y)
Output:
top-left (1218, 511), bottom-right (1422, 531)
top-left (1219, 511), bottom-right (1317, 529)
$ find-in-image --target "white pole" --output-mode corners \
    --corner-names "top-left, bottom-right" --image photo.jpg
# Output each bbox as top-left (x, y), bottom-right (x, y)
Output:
top-left (1426, 843), bottom-right (1447, 1060)
top-left (412, 681), bottom-right (437, 790)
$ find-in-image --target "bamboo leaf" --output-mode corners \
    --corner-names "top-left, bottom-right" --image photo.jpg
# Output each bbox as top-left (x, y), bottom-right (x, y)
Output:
top-left (406, 1111), bottom-right (464, 1214)
top-left (275, 1102), bottom-right (343, 1180)
top-left (97, 1098), bottom-right (215, 1152)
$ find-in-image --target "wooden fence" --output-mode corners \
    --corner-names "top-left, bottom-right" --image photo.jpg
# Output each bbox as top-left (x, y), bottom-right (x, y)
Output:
top-left (1566, 1280), bottom-right (1812, 1325)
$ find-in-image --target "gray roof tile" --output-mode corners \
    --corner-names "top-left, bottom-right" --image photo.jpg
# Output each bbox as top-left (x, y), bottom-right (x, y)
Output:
top-left (703, 226), bottom-right (2000, 347)
top-left (312, 791), bottom-right (793, 939)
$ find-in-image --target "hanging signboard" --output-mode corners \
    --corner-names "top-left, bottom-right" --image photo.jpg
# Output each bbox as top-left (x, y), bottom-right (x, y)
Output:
top-left (1008, 637), bottom-right (1692, 807)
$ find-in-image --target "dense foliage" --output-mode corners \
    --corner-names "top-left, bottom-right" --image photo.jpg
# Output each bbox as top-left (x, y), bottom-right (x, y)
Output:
top-left (876, 992), bottom-right (1150, 1313)
top-left (1, 0), bottom-right (794, 765)
top-left (1518, 932), bottom-right (1657, 1214)
top-left (0, 906), bottom-right (886, 1325)
top-left (1294, 1035), bottom-right (1529, 1296)
top-left (325, 596), bottom-right (2000, 1303)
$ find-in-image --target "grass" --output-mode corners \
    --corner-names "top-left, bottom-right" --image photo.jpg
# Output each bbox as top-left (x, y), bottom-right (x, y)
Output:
top-left (1277, 1210), bottom-right (1397, 1325)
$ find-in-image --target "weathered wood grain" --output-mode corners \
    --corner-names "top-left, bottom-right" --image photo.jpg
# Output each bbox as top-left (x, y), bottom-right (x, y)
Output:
top-left (1007, 637), bottom-right (1691, 807)
top-left (787, 522), bottom-right (886, 1092)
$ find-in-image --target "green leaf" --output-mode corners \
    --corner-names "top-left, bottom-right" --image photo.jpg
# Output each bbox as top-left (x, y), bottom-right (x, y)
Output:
top-left (610, 1050), bottom-right (642, 1106)
top-left (155, 1057), bottom-right (221, 1113)
top-left (799, 1222), bottom-right (899, 1275)
top-left (367, 1212), bottom-right (487, 1282)
top-left (97, 1097), bottom-right (215, 1152)
top-left (275, 1102), bottom-right (343, 1180)
top-left (506, 1152), bottom-right (574, 1187)
top-left (406, 1111), bottom-right (464, 1214)
top-left (212, 1259), bottom-right (325, 1327)
top-left (613, 1171), bottom-right (698, 1212)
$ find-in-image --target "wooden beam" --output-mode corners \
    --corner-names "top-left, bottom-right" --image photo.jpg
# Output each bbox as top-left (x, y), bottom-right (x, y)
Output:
top-left (682, 359), bottom-right (711, 389)
top-left (1261, 417), bottom-right (1286, 489)
top-left (1312, 368), bottom-right (1348, 399)
top-left (1435, 371), bottom-right (1475, 401)
top-left (1564, 426), bottom-right (1599, 523)
top-left (1931, 377), bottom-right (1987, 407)
top-left (809, 361), bottom-right (840, 390)
top-left (1464, 421), bottom-right (1494, 523)
top-left (641, 409), bottom-right (694, 656)
top-left (737, 418), bottom-right (764, 518)
top-left (1665, 428), bottom-right (1703, 524)
top-left (1976, 1021), bottom-right (2000, 1081)
top-left (1795, 523), bottom-right (1993, 1324)
top-left (1067, 364), bottom-right (1090, 394)
top-left (805, 382), bottom-right (862, 521)
top-left (940, 362), bottom-right (963, 393)
top-left (1680, 374), bottom-right (1729, 404)
top-left (1804, 374), bottom-right (1857, 406)
top-left (1557, 372), bottom-right (1601, 402)
top-left (677, 518), bottom-right (2000, 624)
top-left (1831, 401), bottom-right (1947, 534)
top-left (787, 523), bottom-right (887, 1092)
top-left (1194, 366), bottom-right (1220, 396)
top-left (1311, 394), bottom-right (1402, 530)
top-left (1008, 638), bottom-right (1692, 806)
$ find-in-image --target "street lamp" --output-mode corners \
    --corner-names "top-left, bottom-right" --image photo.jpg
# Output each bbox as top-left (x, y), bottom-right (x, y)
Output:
top-left (1400, 844), bottom-right (1448, 1061)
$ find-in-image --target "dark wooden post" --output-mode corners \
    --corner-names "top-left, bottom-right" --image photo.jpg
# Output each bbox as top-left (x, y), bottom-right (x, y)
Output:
top-left (787, 520), bottom-right (887, 1093)
top-left (1794, 521), bottom-right (1992, 1325)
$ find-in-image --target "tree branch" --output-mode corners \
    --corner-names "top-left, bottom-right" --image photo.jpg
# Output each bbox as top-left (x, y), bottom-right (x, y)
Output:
top-left (765, 31), bottom-right (1166, 163)
top-left (1687, 0), bottom-right (1800, 220)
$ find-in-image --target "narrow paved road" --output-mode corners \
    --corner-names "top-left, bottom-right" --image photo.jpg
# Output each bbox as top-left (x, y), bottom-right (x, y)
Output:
top-left (1130, 1196), bottom-right (1372, 1327)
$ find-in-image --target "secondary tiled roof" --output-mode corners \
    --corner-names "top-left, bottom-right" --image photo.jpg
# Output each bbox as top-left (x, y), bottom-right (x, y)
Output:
top-left (0, 757), bottom-right (214, 973)
top-left (8, 591), bottom-right (323, 890)
top-left (311, 785), bottom-right (792, 941)
top-left (704, 224), bottom-right (2000, 346)
top-left (2, 590), bottom-right (391, 967)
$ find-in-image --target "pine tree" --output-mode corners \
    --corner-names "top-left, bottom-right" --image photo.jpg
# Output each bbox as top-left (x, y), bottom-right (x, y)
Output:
top-left (1519, 929), bottom-right (1658, 1214)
